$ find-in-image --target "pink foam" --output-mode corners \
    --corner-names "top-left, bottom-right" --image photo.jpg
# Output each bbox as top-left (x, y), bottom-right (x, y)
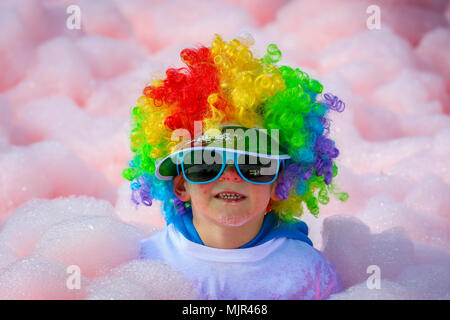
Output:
top-left (404, 175), bottom-right (450, 218)
top-left (84, 64), bottom-right (155, 117)
top-left (0, 8), bottom-right (33, 91)
top-left (0, 254), bottom-right (87, 299)
top-left (398, 114), bottom-right (450, 137)
top-left (115, 182), bottom-right (166, 232)
top-left (86, 260), bottom-right (198, 299)
top-left (357, 194), bottom-right (448, 249)
top-left (114, 0), bottom-right (255, 52)
top-left (76, 0), bottom-right (132, 39)
top-left (387, 150), bottom-right (450, 184)
top-left (223, 0), bottom-right (289, 25)
top-left (15, 95), bottom-right (129, 186)
top-left (275, 0), bottom-right (448, 56)
top-left (0, 246), bottom-right (18, 273)
top-left (1, 0), bottom-right (56, 43)
top-left (416, 27), bottom-right (450, 97)
top-left (0, 0), bottom-right (448, 300)
top-left (76, 35), bottom-right (144, 79)
top-left (0, 98), bottom-right (12, 150)
top-left (371, 69), bottom-right (446, 116)
top-left (322, 215), bottom-right (415, 288)
top-left (0, 142), bottom-right (114, 223)
top-left (318, 28), bottom-right (417, 95)
top-left (0, 197), bottom-right (115, 258)
top-left (274, 0), bottom-right (370, 55)
top-left (5, 37), bottom-right (93, 107)
top-left (379, 1), bottom-right (448, 46)
top-left (353, 103), bottom-right (403, 141)
top-left (339, 135), bottom-right (434, 176)
top-left (396, 264), bottom-right (450, 299)
top-left (329, 280), bottom-right (418, 300)
top-left (35, 216), bottom-right (144, 277)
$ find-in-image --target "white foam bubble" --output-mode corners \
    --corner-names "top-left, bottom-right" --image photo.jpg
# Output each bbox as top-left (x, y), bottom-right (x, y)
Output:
top-left (322, 215), bottom-right (415, 288)
top-left (396, 264), bottom-right (450, 299)
top-left (0, 253), bottom-right (88, 299)
top-left (35, 215), bottom-right (144, 277)
top-left (357, 193), bottom-right (448, 248)
top-left (86, 259), bottom-right (198, 299)
top-left (0, 245), bottom-right (18, 272)
top-left (329, 280), bottom-right (418, 300)
top-left (0, 196), bottom-right (115, 258)
top-left (15, 95), bottom-right (129, 185)
top-left (76, 0), bottom-right (132, 39)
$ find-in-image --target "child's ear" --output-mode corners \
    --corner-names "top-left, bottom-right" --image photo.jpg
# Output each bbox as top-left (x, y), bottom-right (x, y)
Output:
top-left (270, 179), bottom-right (281, 201)
top-left (173, 175), bottom-right (191, 201)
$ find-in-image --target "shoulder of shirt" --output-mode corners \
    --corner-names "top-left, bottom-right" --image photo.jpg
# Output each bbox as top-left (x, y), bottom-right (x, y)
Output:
top-left (139, 225), bottom-right (332, 265)
top-left (141, 226), bottom-right (169, 243)
top-left (281, 238), bottom-right (333, 263)
top-left (139, 226), bottom-right (172, 259)
top-left (140, 226), bottom-right (171, 252)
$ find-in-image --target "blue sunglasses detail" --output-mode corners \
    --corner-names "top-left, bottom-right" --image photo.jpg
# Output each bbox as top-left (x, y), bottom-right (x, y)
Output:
top-left (176, 148), bottom-right (284, 185)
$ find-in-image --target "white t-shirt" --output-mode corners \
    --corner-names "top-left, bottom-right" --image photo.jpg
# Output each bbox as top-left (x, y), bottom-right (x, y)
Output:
top-left (140, 224), bottom-right (342, 300)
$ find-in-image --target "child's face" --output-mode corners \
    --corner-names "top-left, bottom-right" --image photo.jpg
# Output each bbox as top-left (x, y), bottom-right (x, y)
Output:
top-left (173, 165), bottom-right (280, 227)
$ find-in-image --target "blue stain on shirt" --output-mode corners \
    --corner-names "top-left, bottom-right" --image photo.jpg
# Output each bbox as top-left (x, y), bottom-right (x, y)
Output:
top-left (167, 207), bottom-right (313, 248)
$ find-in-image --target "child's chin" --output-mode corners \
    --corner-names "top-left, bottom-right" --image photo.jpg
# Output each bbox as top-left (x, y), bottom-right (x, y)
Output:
top-left (215, 213), bottom-right (254, 227)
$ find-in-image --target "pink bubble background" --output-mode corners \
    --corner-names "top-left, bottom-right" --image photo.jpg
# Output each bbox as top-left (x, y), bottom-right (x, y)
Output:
top-left (0, 0), bottom-right (449, 299)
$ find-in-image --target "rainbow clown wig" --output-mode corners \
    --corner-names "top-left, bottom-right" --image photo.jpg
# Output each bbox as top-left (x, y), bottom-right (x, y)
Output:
top-left (122, 34), bottom-right (349, 223)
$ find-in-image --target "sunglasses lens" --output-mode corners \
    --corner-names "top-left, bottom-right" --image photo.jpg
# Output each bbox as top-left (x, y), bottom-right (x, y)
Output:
top-left (237, 154), bottom-right (279, 183)
top-left (182, 150), bottom-right (223, 183)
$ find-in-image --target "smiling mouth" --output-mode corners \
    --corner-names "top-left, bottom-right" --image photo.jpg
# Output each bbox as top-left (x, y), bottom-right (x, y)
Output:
top-left (214, 192), bottom-right (247, 201)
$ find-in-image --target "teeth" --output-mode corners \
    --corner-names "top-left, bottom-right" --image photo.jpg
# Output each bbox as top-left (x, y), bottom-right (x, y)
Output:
top-left (217, 193), bottom-right (244, 200)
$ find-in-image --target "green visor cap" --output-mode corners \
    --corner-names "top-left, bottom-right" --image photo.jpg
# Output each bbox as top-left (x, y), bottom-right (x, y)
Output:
top-left (155, 125), bottom-right (290, 180)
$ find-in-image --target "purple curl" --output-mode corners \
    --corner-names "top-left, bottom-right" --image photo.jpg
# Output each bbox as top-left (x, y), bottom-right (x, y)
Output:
top-left (324, 93), bottom-right (345, 112)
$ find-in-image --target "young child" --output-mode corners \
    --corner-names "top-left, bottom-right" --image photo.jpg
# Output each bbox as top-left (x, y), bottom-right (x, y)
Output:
top-left (123, 34), bottom-right (349, 299)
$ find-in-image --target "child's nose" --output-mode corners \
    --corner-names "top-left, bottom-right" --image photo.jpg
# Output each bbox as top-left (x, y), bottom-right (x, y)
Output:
top-left (218, 165), bottom-right (243, 182)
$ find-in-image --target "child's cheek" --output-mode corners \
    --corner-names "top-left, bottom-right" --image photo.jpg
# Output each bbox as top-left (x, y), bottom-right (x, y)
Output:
top-left (252, 186), bottom-right (271, 202)
top-left (196, 184), bottom-right (211, 193)
top-left (187, 183), bottom-right (210, 198)
top-left (190, 184), bottom-right (212, 210)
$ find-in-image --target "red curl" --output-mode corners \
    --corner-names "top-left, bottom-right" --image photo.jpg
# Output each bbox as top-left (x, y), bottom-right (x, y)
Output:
top-left (144, 46), bottom-right (220, 137)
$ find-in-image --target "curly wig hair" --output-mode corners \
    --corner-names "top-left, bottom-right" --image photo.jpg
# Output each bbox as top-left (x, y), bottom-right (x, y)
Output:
top-left (122, 34), bottom-right (348, 223)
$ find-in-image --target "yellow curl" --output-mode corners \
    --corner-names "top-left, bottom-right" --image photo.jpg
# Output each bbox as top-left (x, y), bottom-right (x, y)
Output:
top-left (206, 34), bottom-right (286, 129)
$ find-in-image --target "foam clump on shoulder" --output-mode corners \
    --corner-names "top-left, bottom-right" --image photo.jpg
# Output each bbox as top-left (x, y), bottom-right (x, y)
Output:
top-left (321, 214), bottom-right (450, 299)
top-left (0, 254), bottom-right (87, 300)
top-left (34, 215), bottom-right (144, 277)
top-left (328, 280), bottom-right (418, 300)
top-left (0, 196), bottom-right (116, 258)
top-left (322, 215), bottom-right (415, 288)
top-left (396, 264), bottom-right (450, 300)
top-left (0, 246), bottom-right (18, 273)
top-left (0, 196), bottom-right (163, 299)
top-left (86, 260), bottom-right (198, 300)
